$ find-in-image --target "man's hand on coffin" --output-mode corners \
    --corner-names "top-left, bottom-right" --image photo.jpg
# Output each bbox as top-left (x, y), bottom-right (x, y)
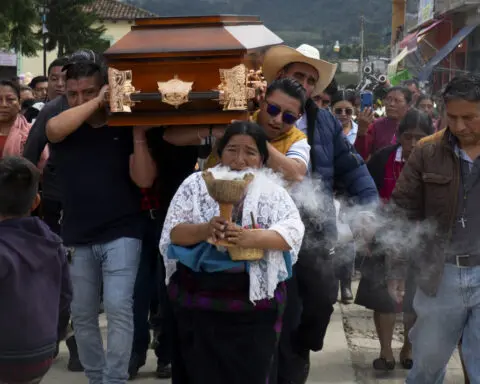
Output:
top-left (96, 85), bottom-right (110, 109)
top-left (212, 126), bottom-right (227, 140)
top-left (208, 216), bottom-right (227, 242)
top-left (255, 82), bottom-right (266, 104)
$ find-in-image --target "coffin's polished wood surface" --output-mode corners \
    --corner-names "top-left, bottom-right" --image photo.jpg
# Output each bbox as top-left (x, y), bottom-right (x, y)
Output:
top-left (104, 15), bottom-right (282, 126)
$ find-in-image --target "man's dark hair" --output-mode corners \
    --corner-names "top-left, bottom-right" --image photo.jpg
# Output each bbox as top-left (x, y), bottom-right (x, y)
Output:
top-left (265, 78), bottom-right (307, 112)
top-left (22, 99), bottom-right (36, 111)
top-left (20, 85), bottom-right (33, 93)
top-left (442, 74), bottom-right (480, 103)
top-left (217, 121), bottom-right (270, 165)
top-left (397, 108), bottom-right (434, 138)
top-left (29, 76), bottom-right (48, 89)
top-left (64, 49), bottom-right (108, 84)
top-left (48, 57), bottom-right (70, 75)
top-left (402, 79), bottom-right (419, 89)
top-left (0, 157), bottom-right (40, 217)
top-left (385, 86), bottom-right (413, 105)
top-left (0, 80), bottom-right (21, 98)
top-left (65, 61), bottom-right (105, 85)
top-left (323, 78), bottom-right (338, 98)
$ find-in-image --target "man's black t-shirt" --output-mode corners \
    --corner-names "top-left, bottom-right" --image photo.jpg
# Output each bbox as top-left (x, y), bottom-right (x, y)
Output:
top-left (145, 128), bottom-right (199, 221)
top-left (52, 124), bottom-right (143, 245)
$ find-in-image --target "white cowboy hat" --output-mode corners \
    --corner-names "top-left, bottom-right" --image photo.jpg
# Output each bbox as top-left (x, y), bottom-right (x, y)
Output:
top-left (263, 44), bottom-right (338, 96)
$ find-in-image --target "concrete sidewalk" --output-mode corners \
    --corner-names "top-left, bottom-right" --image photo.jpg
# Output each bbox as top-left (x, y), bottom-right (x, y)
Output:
top-left (308, 304), bottom-right (356, 384)
top-left (44, 304), bottom-right (355, 383)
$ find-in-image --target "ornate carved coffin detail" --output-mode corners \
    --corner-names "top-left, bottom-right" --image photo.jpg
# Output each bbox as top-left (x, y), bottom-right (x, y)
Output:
top-left (217, 64), bottom-right (256, 111)
top-left (108, 68), bottom-right (139, 113)
top-left (157, 75), bottom-right (194, 109)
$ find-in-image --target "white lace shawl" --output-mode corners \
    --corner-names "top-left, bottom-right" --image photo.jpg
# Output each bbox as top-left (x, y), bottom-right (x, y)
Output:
top-left (159, 170), bottom-right (305, 302)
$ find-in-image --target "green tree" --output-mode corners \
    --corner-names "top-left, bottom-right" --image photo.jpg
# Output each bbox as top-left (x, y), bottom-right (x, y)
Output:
top-left (44, 0), bottom-right (109, 57)
top-left (0, 0), bottom-right (42, 56)
top-left (0, 0), bottom-right (109, 57)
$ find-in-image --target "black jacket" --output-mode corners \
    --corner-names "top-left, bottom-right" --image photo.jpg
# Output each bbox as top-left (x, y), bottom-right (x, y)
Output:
top-left (366, 144), bottom-right (400, 191)
top-left (0, 217), bottom-right (72, 353)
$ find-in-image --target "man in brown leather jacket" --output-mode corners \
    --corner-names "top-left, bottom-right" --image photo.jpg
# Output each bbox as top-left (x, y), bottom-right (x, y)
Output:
top-left (387, 74), bottom-right (480, 383)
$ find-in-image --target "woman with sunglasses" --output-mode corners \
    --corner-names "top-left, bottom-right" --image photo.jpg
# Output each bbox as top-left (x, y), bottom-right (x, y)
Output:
top-left (205, 78), bottom-right (310, 183)
top-left (331, 90), bottom-right (359, 145)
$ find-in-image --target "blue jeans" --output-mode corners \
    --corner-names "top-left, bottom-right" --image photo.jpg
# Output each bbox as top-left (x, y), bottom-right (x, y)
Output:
top-left (70, 237), bottom-right (141, 384)
top-left (407, 264), bottom-right (480, 384)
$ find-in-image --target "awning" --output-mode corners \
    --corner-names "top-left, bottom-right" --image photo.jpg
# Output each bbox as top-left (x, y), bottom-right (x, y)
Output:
top-left (388, 34), bottom-right (426, 76)
top-left (418, 19), bottom-right (444, 36)
top-left (388, 48), bottom-right (410, 76)
top-left (399, 33), bottom-right (417, 50)
top-left (418, 23), bottom-right (479, 82)
top-left (400, 19), bottom-right (444, 50)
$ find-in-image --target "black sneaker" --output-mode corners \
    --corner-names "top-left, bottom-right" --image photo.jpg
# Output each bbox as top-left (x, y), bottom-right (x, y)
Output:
top-left (128, 354), bottom-right (146, 380)
top-left (65, 336), bottom-right (84, 372)
top-left (156, 363), bottom-right (172, 379)
top-left (67, 356), bottom-right (84, 372)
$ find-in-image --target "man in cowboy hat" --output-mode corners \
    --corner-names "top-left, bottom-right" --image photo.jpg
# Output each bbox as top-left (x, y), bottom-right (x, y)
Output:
top-left (263, 44), bottom-right (378, 384)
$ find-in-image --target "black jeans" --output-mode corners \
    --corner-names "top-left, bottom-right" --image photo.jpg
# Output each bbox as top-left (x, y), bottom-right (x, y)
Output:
top-left (132, 214), bottom-right (172, 365)
top-left (41, 198), bottom-right (62, 236)
top-left (274, 250), bottom-right (337, 384)
top-left (334, 241), bottom-right (355, 282)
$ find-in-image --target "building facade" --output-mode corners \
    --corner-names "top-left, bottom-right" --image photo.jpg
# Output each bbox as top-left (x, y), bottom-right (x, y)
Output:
top-left (389, 0), bottom-right (480, 92)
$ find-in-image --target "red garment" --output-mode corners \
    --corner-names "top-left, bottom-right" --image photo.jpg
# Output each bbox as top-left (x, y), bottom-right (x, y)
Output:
top-left (0, 136), bottom-right (7, 158)
top-left (140, 188), bottom-right (160, 211)
top-left (354, 117), bottom-right (399, 160)
top-left (379, 150), bottom-right (404, 201)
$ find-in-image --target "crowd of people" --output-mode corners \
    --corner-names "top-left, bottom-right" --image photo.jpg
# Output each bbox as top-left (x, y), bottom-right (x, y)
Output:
top-left (0, 42), bottom-right (479, 384)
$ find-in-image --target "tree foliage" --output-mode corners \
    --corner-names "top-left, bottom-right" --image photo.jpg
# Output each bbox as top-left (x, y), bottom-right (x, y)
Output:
top-left (0, 0), bottom-right (42, 56)
top-left (44, 0), bottom-right (109, 56)
top-left (0, 0), bottom-right (108, 57)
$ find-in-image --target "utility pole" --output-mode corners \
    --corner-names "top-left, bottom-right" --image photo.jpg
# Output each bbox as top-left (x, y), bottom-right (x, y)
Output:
top-left (359, 15), bottom-right (365, 82)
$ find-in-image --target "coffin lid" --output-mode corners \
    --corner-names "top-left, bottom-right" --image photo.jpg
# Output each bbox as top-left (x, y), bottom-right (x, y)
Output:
top-left (104, 15), bottom-right (283, 60)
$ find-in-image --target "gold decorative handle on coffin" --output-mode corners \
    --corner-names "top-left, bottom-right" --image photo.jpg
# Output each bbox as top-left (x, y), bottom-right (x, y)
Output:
top-left (217, 64), bottom-right (263, 111)
top-left (108, 68), bottom-right (140, 113)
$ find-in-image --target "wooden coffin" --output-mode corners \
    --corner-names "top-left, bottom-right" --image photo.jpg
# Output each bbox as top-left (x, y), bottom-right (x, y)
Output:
top-left (103, 15), bottom-right (283, 127)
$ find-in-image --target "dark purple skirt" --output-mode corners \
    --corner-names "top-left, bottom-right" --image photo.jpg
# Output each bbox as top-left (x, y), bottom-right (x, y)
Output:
top-left (169, 264), bottom-right (287, 384)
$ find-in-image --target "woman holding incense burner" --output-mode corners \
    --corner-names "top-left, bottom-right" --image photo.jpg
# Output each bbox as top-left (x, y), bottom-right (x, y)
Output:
top-left (159, 121), bottom-right (305, 384)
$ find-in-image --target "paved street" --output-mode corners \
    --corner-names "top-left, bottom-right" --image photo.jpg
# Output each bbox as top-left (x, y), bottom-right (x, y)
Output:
top-left (45, 279), bottom-right (466, 383)
top-left (344, 279), bottom-right (465, 384)
top-left (45, 305), bottom-right (355, 384)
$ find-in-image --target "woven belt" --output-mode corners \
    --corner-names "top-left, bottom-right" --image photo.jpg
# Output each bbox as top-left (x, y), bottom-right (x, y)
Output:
top-left (446, 254), bottom-right (480, 268)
